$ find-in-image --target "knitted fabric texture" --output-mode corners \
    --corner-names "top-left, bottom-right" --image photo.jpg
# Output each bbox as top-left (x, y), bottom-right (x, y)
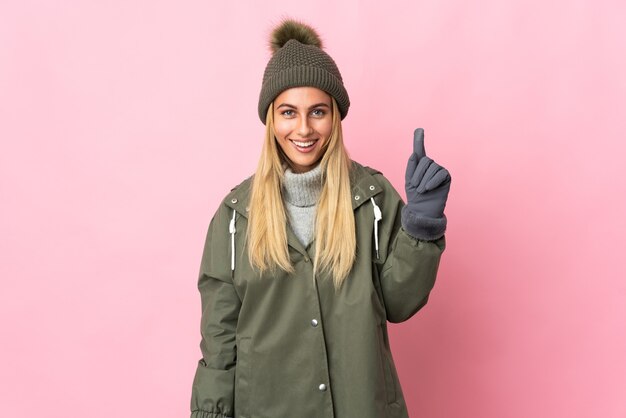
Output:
top-left (281, 163), bottom-right (323, 247)
top-left (258, 37), bottom-right (350, 124)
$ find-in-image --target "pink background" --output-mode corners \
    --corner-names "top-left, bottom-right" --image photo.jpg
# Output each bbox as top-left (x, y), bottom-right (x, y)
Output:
top-left (1, 1), bottom-right (625, 417)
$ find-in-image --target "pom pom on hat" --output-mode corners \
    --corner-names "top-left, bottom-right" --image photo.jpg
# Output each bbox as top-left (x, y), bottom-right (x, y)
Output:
top-left (268, 18), bottom-right (324, 53)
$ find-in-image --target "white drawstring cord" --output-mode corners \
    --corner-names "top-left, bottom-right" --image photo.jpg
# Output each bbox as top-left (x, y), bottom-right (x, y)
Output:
top-left (370, 197), bottom-right (382, 259)
top-left (229, 209), bottom-right (237, 274)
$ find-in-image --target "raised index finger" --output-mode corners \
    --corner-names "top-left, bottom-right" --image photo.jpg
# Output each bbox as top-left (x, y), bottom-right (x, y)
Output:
top-left (413, 128), bottom-right (426, 159)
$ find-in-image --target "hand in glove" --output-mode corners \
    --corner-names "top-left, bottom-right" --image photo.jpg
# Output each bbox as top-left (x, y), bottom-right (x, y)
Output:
top-left (401, 128), bottom-right (451, 241)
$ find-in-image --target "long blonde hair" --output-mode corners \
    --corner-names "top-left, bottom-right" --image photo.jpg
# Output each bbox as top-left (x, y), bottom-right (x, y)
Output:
top-left (246, 97), bottom-right (356, 290)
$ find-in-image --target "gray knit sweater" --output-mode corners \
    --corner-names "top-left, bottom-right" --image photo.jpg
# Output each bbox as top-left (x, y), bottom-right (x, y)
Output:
top-left (282, 163), bottom-right (323, 247)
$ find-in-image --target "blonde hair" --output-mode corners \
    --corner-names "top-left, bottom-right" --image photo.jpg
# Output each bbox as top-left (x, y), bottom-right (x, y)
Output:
top-left (246, 96), bottom-right (356, 290)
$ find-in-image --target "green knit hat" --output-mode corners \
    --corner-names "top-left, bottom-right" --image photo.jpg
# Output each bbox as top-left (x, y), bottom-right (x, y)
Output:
top-left (258, 18), bottom-right (350, 124)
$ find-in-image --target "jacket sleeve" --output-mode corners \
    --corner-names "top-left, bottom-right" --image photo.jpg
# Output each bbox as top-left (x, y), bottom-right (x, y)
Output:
top-left (190, 203), bottom-right (241, 418)
top-left (375, 174), bottom-right (446, 323)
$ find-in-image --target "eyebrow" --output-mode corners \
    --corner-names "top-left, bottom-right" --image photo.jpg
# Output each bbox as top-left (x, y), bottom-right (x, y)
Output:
top-left (276, 102), bottom-right (330, 110)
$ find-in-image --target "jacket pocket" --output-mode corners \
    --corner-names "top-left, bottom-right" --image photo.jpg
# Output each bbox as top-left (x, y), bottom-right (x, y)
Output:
top-left (235, 336), bottom-right (252, 418)
top-left (376, 323), bottom-right (397, 405)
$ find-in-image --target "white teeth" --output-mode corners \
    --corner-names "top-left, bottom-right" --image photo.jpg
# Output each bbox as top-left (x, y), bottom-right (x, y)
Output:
top-left (292, 140), bottom-right (316, 147)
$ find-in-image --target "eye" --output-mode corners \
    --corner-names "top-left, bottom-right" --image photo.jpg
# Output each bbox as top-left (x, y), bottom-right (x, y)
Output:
top-left (281, 109), bottom-right (294, 117)
top-left (312, 109), bottom-right (326, 117)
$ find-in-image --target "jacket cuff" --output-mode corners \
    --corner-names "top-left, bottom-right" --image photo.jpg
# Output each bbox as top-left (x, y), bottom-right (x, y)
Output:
top-left (191, 410), bottom-right (233, 418)
top-left (401, 207), bottom-right (447, 241)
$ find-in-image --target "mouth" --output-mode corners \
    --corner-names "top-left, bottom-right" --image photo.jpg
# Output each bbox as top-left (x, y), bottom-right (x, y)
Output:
top-left (289, 138), bottom-right (319, 152)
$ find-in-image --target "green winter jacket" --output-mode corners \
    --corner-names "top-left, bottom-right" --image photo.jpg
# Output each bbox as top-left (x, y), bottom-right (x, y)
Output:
top-left (190, 160), bottom-right (446, 418)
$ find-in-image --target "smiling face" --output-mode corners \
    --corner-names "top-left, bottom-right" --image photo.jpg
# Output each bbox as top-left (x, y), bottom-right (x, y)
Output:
top-left (272, 86), bottom-right (333, 173)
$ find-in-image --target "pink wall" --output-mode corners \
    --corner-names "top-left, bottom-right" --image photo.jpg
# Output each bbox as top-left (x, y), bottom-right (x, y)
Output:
top-left (1, 1), bottom-right (625, 417)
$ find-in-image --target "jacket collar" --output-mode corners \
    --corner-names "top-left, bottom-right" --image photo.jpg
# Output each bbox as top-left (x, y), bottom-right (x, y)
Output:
top-left (223, 161), bottom-right (383, 219)
top-left (223, 161), bottom-right (385, 258)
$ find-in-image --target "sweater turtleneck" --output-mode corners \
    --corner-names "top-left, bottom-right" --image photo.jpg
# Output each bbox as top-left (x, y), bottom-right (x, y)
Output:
top-left (282, 163), bottom-right (323, 247)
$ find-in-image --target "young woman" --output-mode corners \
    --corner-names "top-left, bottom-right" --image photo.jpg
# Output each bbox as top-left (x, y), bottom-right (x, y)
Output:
top-left (190, 17), bottom-right (451, 418)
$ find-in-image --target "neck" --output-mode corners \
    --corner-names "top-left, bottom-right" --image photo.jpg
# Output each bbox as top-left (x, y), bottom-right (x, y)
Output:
top-left (282, 163), bottom-right (323, 207)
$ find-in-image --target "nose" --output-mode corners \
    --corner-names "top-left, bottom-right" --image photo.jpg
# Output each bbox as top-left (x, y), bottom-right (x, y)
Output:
top-left (297, 116), bottom-right (313, 137)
